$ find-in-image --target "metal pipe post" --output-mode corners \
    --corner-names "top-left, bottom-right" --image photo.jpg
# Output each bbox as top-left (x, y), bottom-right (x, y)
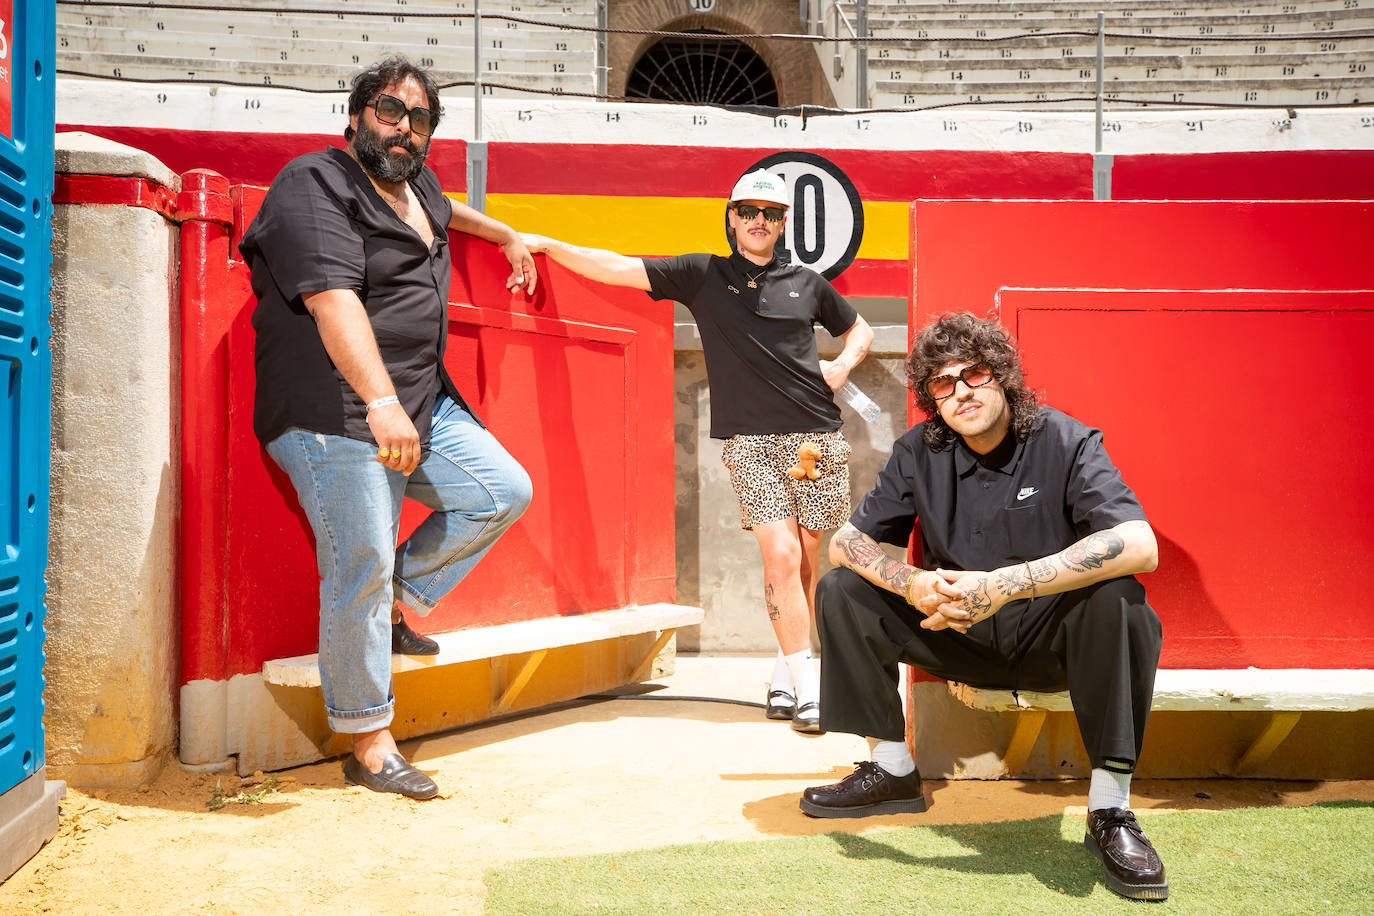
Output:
top-left (474, 0), bottom-right (483, 141)
top-left (596, 0), bottom-right (608, 98)
top-left (1095, 11), bottom-right (1104, 154)
top-left (469, 0), bottom-right (487, 212)
top-left (856, 0), bottom-right (869, 109)
top-left (1093, 11), bottom-right (1113, 200)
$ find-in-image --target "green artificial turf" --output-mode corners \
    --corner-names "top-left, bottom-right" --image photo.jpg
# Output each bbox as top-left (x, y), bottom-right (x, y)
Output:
top-left (484, 801), bottom-right (1373, 915)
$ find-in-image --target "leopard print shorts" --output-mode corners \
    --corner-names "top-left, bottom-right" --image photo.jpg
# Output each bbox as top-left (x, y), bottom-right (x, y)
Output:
top-left (720, 430), bottom-right (852, 531)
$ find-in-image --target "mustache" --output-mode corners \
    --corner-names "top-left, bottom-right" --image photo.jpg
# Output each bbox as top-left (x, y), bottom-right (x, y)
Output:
top-left (382, 133), bottom-right (421, 155)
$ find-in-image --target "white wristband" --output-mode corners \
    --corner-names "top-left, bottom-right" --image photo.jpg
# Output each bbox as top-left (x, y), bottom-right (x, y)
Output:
top-left (366, 395), bottom-right (400, 413)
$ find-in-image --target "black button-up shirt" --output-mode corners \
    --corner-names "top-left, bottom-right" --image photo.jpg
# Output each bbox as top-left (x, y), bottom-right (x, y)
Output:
top-left (644, 252), bottom-right (858, 438)
top-left (851, 407), bottom-right (1147, 571)
top-left (240, 146), bottom-right (470, 446)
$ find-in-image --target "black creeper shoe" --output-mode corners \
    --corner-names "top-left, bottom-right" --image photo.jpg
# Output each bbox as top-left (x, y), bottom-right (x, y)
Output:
top-left (1084, 807), bottom-right (1169, 901)
top-left (800, 761), bottom-right (928, 818)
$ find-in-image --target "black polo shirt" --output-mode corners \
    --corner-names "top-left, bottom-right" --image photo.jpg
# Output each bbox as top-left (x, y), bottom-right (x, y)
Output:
top-left (850, 407), bottom-right (1147, 571)
top-left (240, 146), bottom-right (470, 446)
top-left (644, 252), bottom-right (858, 439)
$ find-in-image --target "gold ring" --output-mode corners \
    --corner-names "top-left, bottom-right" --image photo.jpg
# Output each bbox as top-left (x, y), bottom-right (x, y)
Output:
top-left (377, 449), bottom-right (388, 459)
top-left (390, 449), bottom-right (402, 458)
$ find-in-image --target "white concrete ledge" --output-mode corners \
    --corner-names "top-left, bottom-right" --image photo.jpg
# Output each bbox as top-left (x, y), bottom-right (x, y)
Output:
top-left (950, 668), bottom-right (1374, 713)
top-left (263, 603), bottom-right (704, 688)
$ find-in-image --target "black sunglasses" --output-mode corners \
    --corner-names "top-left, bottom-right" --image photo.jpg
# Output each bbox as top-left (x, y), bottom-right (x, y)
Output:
top-left (926, 363), bottom-right (995, 401)
top-left (732, 203), bottom-right (786, 222)
top-left (366, 93), bottom-right (434, 136)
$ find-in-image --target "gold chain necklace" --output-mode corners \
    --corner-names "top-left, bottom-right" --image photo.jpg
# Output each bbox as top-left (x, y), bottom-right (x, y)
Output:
top-left (370, 179), bottom-right (408, 215)
top-left (744, 267), bottom-right (767, 289)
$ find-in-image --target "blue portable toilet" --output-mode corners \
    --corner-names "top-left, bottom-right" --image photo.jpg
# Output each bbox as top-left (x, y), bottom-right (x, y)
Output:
top-left (0, 0), bottom-right (61, 883)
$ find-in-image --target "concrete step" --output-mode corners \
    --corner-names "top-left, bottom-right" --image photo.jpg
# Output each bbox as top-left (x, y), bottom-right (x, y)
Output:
top-left (56, 52), bottom-right (598, 93)
top-left (863, 35), bottom-right (1374, 59)
top-left (861, 10), bottom-right (1374, 36)
top-left (868, 51), bottom-right (1370, 80)
top-left (873, 74), bottom-right (1373, 106)
top-left (58, 8), bottom-right (597, 37)
top-left (846, 0), bottom-right (1360, 16)
top-left (58, 27), bottom-right (594, 65)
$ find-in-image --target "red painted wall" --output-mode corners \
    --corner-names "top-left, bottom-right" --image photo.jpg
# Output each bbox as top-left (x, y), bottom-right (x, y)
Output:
top-left (909, 199), bottom-right (1374, 669)
top-left (1008, 289), bottom-right (1374, 669)
top-left (57, 123), bottom-right (1374, 304)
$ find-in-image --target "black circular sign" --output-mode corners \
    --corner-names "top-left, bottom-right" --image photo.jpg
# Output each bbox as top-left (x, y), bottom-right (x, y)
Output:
top-left (739, 151), bottom-right (864, 281)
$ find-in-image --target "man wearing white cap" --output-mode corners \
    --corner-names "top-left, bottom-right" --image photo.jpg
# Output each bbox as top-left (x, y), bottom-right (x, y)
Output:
top-left (521, 169), bottom-right (873, 732)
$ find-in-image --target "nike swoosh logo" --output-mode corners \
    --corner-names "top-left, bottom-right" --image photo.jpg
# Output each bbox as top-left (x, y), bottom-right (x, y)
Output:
top-left (1017, 487), bottom-right (1038, 501)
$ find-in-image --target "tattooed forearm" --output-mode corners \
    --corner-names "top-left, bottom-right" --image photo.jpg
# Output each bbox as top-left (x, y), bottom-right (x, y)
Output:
top-left (1059, 530), bottom-right (1126, 573)
top-left (994, 567), bottom-right (1032, 597)
top-left (835, 525), bottom-right (922, 600)
top-left (765, 583), bottom-right (780, 621)
top-left (890, 564), bottom-right (915, 597)
top-left (1027, 558), bottom-right (1058, 583)
top-left (839, 532), bottom-right (886, 569)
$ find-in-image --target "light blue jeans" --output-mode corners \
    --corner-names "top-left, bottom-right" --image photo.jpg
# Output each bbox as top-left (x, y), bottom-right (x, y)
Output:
top-left (266, 394), bottom-right (533, 733)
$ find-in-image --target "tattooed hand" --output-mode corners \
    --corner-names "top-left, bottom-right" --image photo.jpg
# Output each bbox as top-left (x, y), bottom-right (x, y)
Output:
top-left (904, 569), bottom-right (964, 612)
top-left (919, 569), bottom-right (1006, 633)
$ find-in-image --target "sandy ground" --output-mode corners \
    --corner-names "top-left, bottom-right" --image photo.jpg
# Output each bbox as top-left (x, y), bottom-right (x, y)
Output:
top-left (3, 656), bottom-right (1372, 915)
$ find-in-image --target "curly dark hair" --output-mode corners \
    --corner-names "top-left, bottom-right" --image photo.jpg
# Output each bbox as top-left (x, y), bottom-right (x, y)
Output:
top-left (344, 56), bottom-right (443, 141)
top-left (905, 312), bottom-right (1043, 451)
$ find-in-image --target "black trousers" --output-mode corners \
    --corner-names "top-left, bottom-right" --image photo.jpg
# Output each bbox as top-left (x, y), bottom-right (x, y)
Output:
top-left (816, 567), bottom-right (1163, 771)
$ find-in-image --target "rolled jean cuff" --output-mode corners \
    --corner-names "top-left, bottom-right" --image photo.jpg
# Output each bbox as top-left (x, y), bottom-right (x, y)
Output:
top-left (394, 578), bottom-right (439, 615)
top-left (326, 700), bottom-right (394, 735)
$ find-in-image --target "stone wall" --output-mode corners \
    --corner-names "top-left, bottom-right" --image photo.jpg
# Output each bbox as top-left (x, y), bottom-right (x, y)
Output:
top-left (673, 322), bottom-right (909, 652)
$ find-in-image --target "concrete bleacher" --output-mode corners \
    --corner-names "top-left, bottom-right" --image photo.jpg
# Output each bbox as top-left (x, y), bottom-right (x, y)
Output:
top-left (829, 0), bottom-right (1374, 109)
top-left (57, 0), bottom-right (598, 97)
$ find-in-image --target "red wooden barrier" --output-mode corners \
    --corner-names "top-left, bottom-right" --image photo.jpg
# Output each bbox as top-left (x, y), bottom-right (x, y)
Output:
top-left (180, 175), bottom-right (676, 686)
top-left (908, 199), bottom-right (1374, 670)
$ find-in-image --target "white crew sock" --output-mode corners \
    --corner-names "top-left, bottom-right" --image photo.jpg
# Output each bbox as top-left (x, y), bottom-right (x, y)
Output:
top-left (769, 649), bottom-right (793, 695)
top-left (1088, 765), bottom-right (1132, 812)
top-left (784, 648), bottom-right (819, 707)
top-left (868, 738), bottom-right (916, 777)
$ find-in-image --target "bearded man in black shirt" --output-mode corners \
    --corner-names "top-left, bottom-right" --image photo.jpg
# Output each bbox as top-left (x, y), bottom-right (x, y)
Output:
top-left (240, 57), bottom-right (536, 799)
top-left (802, 312), bottom-right (1169, 901)
top-left (520, 170), bottom-right (873, 734)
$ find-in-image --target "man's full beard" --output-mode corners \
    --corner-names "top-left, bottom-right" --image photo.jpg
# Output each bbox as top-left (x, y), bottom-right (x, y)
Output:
top-left (353, 121), bottom-right (429, 184)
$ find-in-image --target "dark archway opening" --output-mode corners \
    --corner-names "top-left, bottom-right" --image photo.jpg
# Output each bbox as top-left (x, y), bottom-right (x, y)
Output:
top-left (625, 30), bottom-right (779, 107)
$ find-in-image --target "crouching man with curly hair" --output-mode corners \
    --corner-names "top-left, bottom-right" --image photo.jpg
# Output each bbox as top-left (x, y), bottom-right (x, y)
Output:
top-left (801, 312), bottom-right (1169, 902)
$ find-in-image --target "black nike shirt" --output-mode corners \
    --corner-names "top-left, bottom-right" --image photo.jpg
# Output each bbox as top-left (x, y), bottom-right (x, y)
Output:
top-left (851, 407), bottom-right (1148, 570)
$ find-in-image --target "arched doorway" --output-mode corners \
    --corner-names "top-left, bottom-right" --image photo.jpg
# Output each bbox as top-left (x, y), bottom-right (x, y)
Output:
top-left (625, 30), bottom-right (779, 106)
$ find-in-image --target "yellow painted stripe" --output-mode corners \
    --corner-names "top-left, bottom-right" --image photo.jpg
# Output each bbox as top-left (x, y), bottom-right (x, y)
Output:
top-left (448, 192), bottom-right (909, 261)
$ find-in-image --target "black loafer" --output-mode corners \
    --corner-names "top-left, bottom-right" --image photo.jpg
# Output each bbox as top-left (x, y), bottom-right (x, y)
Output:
top-left (392, 611), bottom-right (439, 656)
top-left (1085, 807), bottom-right (1169, 900)
top-left (343, 752), bottom-right (439, 800)
top-left (765, 688), bottom-right (796, 720)
top-left (791, 700), bottom-right (824, 734)
top-left (800, 761), bottom-right (928, 818)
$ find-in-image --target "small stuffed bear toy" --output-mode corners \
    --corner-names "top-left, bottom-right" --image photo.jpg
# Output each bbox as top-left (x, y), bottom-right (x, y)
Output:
top-left (788, 441), bottom-right (823, 481)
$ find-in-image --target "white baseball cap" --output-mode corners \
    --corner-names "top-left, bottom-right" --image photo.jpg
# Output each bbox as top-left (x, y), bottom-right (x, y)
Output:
top-left (729, 169), bottom-right (790, 208)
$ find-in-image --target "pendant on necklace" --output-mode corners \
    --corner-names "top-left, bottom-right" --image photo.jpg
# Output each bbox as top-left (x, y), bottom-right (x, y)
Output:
top-left (747, 280), bottom-right (757, 289)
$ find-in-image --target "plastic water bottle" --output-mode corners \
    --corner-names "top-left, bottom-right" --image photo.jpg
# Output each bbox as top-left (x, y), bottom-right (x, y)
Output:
top-left (837, 380), bottom-right (881, 422)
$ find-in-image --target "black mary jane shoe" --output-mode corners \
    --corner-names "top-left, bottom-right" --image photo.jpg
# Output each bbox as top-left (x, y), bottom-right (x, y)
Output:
top-left (391, 611), bottom-right (440, 656)
top-left (343, 752), bottom-right (439, 800)
top-left (791, 700), bottom-right (824, 734)
top-left (765, 688), bottom-right (797, 721)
